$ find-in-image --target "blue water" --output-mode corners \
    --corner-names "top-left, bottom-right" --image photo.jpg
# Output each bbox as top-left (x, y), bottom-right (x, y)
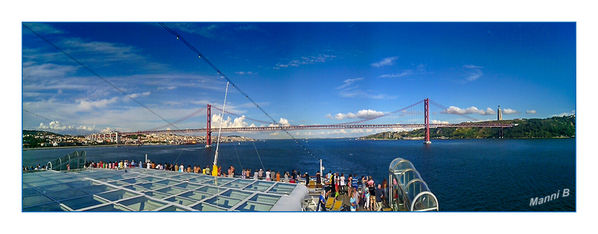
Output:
top-left (22, 139), bottom-right (576, 211)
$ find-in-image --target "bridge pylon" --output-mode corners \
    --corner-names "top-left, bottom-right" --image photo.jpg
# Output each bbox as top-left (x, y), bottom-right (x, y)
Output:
top-left (424, 98), bottom-right (431, 144)
top-left (206, 104), bottom-right (212, 147)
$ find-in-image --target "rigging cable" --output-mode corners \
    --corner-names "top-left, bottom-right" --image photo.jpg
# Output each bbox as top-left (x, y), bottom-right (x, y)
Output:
top-left (23, 24), bottom-right (181, 131)
top-left (158, 23), bottom-right (318, 161)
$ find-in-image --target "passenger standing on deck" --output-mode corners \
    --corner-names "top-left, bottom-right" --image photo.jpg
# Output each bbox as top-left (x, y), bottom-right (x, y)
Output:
top-left (376, 184), bottom-right (384, 211)
top-left (318, 191), bottom-right (327, 211)
top-left (254, 171), bottom-right (259, 180)
top-left (364, 189), bottom-right (370, 210)
top-left (258, 169), bottom-right (263, 179)
top-left (330, 173), bottom-right (336, 196)
top-left (305, 172), bottom-right (310, 186)
top-left (349, 190), bottom-right (357, 211)
top-left (265, 169), bottom-right (271, 181)
top-left (340, 173), bottom-right (346, 191)
top-left (276, 171), bottom-right (281, 181)
top-left (316, 172), bottom-right (321, 186)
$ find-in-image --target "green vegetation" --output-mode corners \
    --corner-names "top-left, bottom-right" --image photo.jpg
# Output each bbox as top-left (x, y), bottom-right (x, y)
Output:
top-left (361, 115), bottom-right (575, 140)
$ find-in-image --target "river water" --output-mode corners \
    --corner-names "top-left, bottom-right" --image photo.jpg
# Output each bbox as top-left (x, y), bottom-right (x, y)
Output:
top-left (22, 138), bottom-right (575, 211)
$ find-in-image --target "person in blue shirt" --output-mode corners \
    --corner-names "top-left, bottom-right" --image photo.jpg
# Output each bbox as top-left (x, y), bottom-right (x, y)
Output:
top-left (318, 191), bottom-right (327, 211)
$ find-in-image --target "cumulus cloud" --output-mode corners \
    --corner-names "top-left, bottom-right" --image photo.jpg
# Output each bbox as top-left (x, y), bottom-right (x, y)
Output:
top-left (212, 114), bottom-right (256, 128)
top-left (38, 121), bottom-right (95, 131)
top-left (431, 120), bottom-right (449, 124)
top-left (328, 109), bottom-right (385, 120)
top-left (526, 110), bottom-right (537, 114)
top-left (371, 56), bottom-right (398, 67)
top-left (444, 106), bottom-right (507, 115)
top-left (269, 118), bottom-right (291, 127)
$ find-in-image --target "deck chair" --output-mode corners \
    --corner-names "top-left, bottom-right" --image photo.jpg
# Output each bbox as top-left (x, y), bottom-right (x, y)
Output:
top-left (325, 197), bottom-right (335, 210)
top-left (331, 200), bottom-right (343, 211)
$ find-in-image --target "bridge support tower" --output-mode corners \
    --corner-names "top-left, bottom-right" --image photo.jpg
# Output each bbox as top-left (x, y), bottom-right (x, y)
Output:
top-left (206, 104), bottom-right (212, 147)
top-left (424, 98), bottom-right (431, 144)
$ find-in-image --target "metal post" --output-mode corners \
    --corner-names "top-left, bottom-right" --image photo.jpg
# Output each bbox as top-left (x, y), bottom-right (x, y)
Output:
top-left (424, 98), bottom-right (431, 144)
top-left (206, 104), bottom-right (212, 147)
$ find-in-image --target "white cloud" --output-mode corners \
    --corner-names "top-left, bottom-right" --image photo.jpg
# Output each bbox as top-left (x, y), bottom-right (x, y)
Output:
top-left (235, 71), bottom-right (255, 75)
top-left (24, 23), bottom-right (63, 34)
top-left (269, 118), bottom-right (291, 127)
top-left (126, 91), bottom-right (151, 99)
top-left (167, 23), bottom-right (221, 38)
top-left (444, 106), bottom-right (503, 115)
top-left (76, 97), bottom-right (119, 111)
top-left (431, 120), bottom-right (449, 124)
top-left (274, 54), bottom-right (335, 69)
top-left (371, 56), bottom-right (398, 67)
top-left (212, 114), bottom-right (256, 128)
top-left (337, 77), bottom-right (364, 90)
top-left (526, 110), bottom-right (537, 114)
top-left (23, 63), bottom-right (77, 78)
top-left (379, 71), bottom-right (412, 78)
top-left (502, 108), bottom-right (518, 114)
top-left (328, 109), bottom-right (385, 120)
top-left (463, 64), bottom-right (483, 81)
top-left (336, 78), bottom-right (396, 99)
top-left (38, 121), bottom-right (95, 132)
top-left (552, 110), bottom-right (575, 117)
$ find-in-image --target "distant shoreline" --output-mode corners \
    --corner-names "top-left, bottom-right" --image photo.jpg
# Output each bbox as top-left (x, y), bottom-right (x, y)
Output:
top-left (22, 143), bottom-right (203, 151)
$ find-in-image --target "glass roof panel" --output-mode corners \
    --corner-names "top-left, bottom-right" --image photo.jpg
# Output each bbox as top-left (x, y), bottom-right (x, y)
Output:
top-left (96, 189), bottom-right (140, 202)
top-left (23, 168), bottom-right (301, 212)
top-left (235, 201), bottom-right (274, 212)
top-left (117, 197), bottom-right (167, 211)
top-left (60, 195), bottom-right (108, 210)
top-left (165, 196), bottom-right (198, 206)
top-left (178, 191), bottom-right (210, 201)
top-left (23, 202), bottom-right (66, 212)
top-left (204, 196), bottom-right (241, 209)
top-left (191, 202), bottom-right (226, 211)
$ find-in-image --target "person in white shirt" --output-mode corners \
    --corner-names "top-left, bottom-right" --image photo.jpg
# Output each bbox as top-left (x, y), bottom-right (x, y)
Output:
top-left (265, 170), bottom-right (271, 181)
top-left (179, 164), bottom-right (184, 172)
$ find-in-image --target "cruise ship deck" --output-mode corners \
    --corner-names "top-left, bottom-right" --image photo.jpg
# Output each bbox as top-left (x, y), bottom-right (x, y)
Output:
top-left (22, 168), bottom-right (308, 212)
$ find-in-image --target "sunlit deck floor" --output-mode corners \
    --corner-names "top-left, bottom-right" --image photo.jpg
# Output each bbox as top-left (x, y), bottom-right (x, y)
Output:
top-left (22, 168), bottom-right (306, 212)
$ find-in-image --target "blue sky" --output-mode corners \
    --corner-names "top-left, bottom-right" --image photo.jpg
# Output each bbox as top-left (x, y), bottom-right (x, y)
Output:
top-left (22, 22), bottom-right (576, 138)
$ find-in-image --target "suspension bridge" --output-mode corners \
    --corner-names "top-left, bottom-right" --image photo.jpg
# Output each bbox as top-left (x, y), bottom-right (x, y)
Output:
top-left (118, 98), bottom-right (515, 145)
top-left (23, 23), bottom-right (515, 147)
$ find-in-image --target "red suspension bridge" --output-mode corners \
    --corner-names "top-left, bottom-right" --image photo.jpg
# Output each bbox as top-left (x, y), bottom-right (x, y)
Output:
top-left (119, 98), bottom-right (515, 145)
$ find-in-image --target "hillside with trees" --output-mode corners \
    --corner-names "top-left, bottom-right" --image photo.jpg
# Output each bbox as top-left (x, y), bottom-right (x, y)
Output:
top-left (360, 115), bottom-right (575, 140)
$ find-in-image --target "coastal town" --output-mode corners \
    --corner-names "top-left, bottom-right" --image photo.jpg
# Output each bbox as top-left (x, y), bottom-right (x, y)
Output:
top-left (22, 130), bottom-right (254, 148)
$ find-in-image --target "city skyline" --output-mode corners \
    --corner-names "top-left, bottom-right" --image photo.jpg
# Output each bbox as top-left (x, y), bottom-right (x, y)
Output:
top-left (22, 22), bottom-right (576, 138)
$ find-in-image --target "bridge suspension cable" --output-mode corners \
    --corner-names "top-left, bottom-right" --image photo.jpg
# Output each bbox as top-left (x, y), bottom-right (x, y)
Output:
top-left (337, 99), bottom-right (425, 125)
top-left (428, 99), bottom-right (480, 121)
top-left (23, 24), bottom-right (181, 131)
top-left (211, 106), bottom-right (272, 125)
top-left (143, 107), bottom-right (206, 132)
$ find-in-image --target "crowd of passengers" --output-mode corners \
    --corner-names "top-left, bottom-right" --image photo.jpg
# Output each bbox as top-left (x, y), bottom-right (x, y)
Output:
top-left (25, 160), bottom-right (394, 212)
